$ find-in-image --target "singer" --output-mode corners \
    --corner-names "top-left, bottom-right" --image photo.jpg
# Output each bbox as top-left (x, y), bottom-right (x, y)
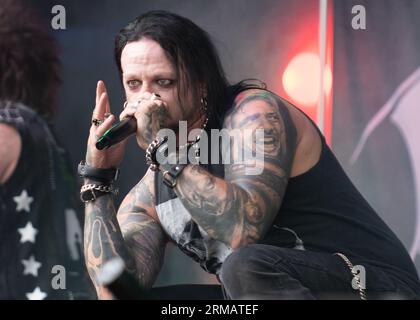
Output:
top-left (81, 10), bottom-right (420, 299)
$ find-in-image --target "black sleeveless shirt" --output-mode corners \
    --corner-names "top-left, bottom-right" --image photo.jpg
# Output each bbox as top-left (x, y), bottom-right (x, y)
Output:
top-left (154, 93), bottom-right (419, 290)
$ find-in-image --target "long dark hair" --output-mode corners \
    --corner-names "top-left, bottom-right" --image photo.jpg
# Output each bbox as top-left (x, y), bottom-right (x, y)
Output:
top-left (115, 10), bottom-right (223, 120)
top-left (0, 0), bottom-right (61, 119)
top-left (114, 10), bottom-right (265, 124)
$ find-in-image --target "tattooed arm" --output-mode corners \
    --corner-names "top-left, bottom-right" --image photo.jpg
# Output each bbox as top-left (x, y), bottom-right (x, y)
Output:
top-left (84, 169), bottom-right (167, 299)
top-left (173, 90), bottom-right (297, 249)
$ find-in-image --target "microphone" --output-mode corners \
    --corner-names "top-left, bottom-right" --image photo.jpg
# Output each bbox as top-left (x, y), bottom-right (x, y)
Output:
top-left (96, 257), bottom-right (154, 300)
top-left (95, 117), bottom-right (137, 150)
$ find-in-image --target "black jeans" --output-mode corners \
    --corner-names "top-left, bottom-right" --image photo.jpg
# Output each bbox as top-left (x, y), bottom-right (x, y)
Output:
top-left (218, 244), bottom-right (420, 300)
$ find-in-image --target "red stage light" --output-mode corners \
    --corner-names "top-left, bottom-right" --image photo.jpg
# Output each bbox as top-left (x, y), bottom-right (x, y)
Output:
top-left (282, 52), bottom-right (332, 108)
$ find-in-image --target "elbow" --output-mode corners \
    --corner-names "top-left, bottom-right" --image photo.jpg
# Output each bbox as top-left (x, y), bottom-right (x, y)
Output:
top-left (227, 208), bottom-right (272, 250)
top-left (227, 226), bottom-right (263, 250)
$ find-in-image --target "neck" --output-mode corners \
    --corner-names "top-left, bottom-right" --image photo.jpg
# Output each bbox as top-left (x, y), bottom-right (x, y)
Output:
top-left (188, 111), bottom-right (206, 132)
top-left (175, 111), bottom-right (207, 146)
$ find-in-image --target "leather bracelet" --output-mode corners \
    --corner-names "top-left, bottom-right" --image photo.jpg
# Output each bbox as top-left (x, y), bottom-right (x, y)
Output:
top-left (156, 141), bottom-right (192, 188)
top-left (78, 160), bottom-right (120, 183)
top-left (147, 135), bottom-right (201, 188)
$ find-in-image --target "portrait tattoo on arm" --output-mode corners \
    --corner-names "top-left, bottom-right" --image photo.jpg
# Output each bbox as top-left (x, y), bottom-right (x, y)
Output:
top-left (174, 90), bottom-right (297, 248)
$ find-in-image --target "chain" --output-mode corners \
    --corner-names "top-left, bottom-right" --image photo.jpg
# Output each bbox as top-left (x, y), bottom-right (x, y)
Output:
top-left (184, 98), bottom-right (209, 160)
top-left (146, 99), bottom-right (209, 171)
top-left (335, 252), bottom-right (367, 300)
top-left (81, 183), bottom-right (117, 195)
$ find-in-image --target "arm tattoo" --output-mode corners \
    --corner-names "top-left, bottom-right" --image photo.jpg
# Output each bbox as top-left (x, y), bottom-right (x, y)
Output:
top-left (84, 194), bottom-right (134, 298)
top-left (174, 91), bottom-right (297, 248)
top-left (84, 171), bottom-right (166, 298)
top-left (118, 173), bottom-right (166, 288)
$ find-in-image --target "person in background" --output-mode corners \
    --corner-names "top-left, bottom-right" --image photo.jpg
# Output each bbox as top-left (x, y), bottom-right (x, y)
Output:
top-left (0, 0), bottom-right (95, 299)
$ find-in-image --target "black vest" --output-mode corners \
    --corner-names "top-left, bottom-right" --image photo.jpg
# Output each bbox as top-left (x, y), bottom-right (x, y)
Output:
top-left (0, 102), bottom-right (94, 299)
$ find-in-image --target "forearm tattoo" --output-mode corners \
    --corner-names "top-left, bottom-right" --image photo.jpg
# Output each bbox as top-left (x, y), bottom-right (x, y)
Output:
top-left (84, 173), bottom-right (165, 298)
top-left (84, 194), bottom-right (133, 298)
top-left (174, 91), bottom-right (297, 248)
top-left (118, 174), bottom-right (166, 288)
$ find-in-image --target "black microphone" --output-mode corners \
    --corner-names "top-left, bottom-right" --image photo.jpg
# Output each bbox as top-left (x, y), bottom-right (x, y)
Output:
top-left (95, 117), bottom-right (137, 150)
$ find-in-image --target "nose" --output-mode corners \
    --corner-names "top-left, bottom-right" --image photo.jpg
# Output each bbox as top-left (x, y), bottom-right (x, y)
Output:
top-left (139, 82), bottom-right (153, 98)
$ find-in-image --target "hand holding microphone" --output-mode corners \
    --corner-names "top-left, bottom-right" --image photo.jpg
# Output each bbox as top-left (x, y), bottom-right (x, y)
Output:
top-left (86, 81), bottom-right (165, 170)
top-left (95, 92), bottom-right (162, 150)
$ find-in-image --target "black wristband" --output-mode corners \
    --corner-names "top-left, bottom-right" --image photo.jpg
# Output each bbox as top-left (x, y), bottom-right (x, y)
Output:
top-left (80, 189), bottom-right (108, 203)
top-left (156, 142), bottom-right (190, 188)
top-left (78, 161), bottom-right (120, 183)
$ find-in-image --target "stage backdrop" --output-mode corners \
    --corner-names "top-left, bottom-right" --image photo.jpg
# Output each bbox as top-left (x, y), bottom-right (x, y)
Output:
top-left (333, 0), bottom-right (420, 275)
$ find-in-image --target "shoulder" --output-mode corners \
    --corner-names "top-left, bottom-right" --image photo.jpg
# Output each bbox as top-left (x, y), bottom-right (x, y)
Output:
top-left (225, 89), bottom-right (290, 120)
top-left (225, 88), bottom-right (317, 137)
top-left (0, 101), bottom-right (35, 122)
top-left (223, 89), bottom-right (298, 135)
top-left (232, 88), bottom-right (290, 106)
top-left (0, 122), bottom-right (21, 141)
top-left (0, 123), bottom-right (22, 184)
top-left (232, 88), bottom-right (274, 103)
top-left (222, 89), bottom-right (323, 177)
